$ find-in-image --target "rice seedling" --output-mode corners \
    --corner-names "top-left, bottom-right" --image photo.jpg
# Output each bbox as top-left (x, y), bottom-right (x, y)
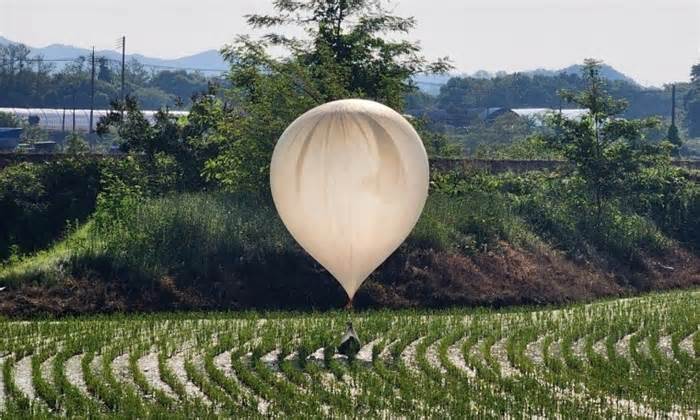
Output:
top-left (0, 289), bottom-right (697, 418)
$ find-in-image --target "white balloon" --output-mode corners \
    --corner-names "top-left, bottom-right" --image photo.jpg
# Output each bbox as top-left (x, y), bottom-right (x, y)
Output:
top-left (270, 99), bottom-right (429, 300)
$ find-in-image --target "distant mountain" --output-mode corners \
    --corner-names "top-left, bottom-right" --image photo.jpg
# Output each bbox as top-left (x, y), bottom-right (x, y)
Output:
top-left (2, 37), bottom-right (639, 87)
top-left (527, 64), bottom-right (638, 85)
top-left (0, 37), bottom-right (228, 73)
top-left (414, 64), bottom-right (639, 95)
top-left (461, 65), bottom-right (637, 85)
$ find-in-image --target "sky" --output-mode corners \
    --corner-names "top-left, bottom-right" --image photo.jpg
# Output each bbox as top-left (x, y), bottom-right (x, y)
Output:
top-left (1, 0), bottom-right (698, 86)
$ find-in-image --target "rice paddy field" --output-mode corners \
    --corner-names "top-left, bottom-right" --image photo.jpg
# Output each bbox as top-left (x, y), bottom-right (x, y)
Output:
top-left (0, 289), bottom-right (698, 419)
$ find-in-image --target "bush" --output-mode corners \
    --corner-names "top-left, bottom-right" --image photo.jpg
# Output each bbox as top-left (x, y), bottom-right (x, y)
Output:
top-left (0, 159), bottom-right (100, 260)
top-left (410, 192), bottom-right (523, 254)
top-left (0, 111), bottom-right (20, 127)
top-left (79, 189), bottom-right (525, 283)
top-left (474, 135), bottom-right (562, 160)
top-left (63, 133), bottom-right (90, 154)
top-left (629, 165), bottom-right (700, 251)
top-left (0, 154), bottom-right (186, 262)
top-left (79, 193), bottom-right (293, 284)
top-left (1, 176), bottom-right (697, 312)
top-left (516, 173), bottom-right (670, 264)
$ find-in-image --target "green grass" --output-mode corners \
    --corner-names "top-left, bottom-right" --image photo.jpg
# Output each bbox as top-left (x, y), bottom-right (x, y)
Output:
top-left (0, 289), bottom-right (697, 418)
top-left (0, 190), bottom-right (532, 288)
top-left (0, 193), bottom-right (291, 288)
top-left (0, 178), bottom-right (692, 307)
top-left (0, 224), bottom-right (91, 287)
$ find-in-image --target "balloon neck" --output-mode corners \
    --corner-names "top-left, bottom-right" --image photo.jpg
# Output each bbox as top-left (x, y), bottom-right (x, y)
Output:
top-left (344, 298), bottom-right (354, 310)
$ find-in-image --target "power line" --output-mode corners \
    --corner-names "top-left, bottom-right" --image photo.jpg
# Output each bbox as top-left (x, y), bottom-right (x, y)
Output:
top-left (129, 62), bottom-right (228, 73)
top-left (0, 57), bottom-right (228, 73)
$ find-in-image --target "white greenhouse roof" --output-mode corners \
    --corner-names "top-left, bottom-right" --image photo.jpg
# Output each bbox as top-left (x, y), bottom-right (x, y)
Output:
top-left (511, 108), bottom-right (588, 121)
top-left (0, 108), bottom-right (188, 132)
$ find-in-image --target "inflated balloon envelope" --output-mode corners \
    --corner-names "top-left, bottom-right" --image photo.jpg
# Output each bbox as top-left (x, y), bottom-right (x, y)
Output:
top-left (270, 99), bottom-right (430, 304)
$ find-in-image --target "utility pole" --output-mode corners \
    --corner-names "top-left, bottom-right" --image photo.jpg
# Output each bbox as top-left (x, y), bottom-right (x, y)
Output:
top-left (89, 47), bottom-right (96, 136)
top-left (36, 60), bottom-right (41, 99)
top-left (120, 36), bottom-right (126, 105)
top-left (72, 91), bottom-right (76, 133)
top-left (671, 84), bottom-right (676, 127)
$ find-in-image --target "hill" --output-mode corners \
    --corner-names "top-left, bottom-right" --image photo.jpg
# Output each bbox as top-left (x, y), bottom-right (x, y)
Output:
top-left (414, 64), bottom-right (640, 95)
top-left (1, 37), bottom-right (640, 89)
top-left (528, 63), bottom-right (638, 85)
top-left (0, 36), bottom-right (228, 73)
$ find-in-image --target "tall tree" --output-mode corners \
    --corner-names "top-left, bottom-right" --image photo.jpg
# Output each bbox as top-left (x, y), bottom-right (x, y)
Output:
top-left (665, 84), bottom-right (682, 153)
top-left (685, 63), bottom-right (700, 138)
top-left (242, 0), bottom-right (450, 109)
top-left (204, 0), bottom-right (451, 192)
top-left (544, 59), bottom-right (664, 221)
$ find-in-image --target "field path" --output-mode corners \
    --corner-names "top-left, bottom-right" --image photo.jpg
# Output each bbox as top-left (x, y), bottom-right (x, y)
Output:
top-left (65, 354), bottom-right (89, 395)
top-left (0, 355), bottom-right (6, 412)
top-left (138, 351), bottom-right (177, 399)
top-left (14, 356), bottom-right (35, 400)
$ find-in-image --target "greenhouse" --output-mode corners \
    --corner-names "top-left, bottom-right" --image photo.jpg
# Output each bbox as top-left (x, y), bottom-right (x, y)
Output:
top-left (0, 108), bottom-right (188, 132)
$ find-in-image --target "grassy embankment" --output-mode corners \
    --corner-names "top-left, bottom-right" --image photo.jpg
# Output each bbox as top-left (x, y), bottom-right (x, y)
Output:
top-left (1, 170), bottom-right (698, 315)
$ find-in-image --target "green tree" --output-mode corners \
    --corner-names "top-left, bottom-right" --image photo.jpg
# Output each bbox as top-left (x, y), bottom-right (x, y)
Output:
top-left (97, 93), bottom-right (228, 190)
top-left (0, 42), bottom-right (217, 110)
top-left (666, 123), bottom-right (681, 151)
top-left (430, 68), bottom-right (676, 129)
top-left (685, 63), bottom-right (700, 138)
top-left (203, 0), bottom-right (451, 193)
top-left (98, 96), bottom-right (154, 154)
top-left (19, 124), bottom-right (48, 146)
top-left (97, 57), bottom-right (114, 82)
top-left (413, 117), bottom-right (462, 158)
top-left (458, 113), bottom-right (533, 154)
top-left (64, 132), bottom-right (90, 154)
top-left (149, 70), bottom-right (209, 106)
top-left (0, 111), bottom-right (20, 127)
top-left (544, 59), bottom-right (666, 222)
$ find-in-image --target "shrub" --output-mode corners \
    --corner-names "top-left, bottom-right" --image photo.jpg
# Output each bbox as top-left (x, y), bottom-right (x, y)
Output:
top-left (629, 165), bottom-right (700, 251)
top-left (517, 174), bottom-right (670, 265)
top-left (0, 159), bottom-right (100, 260)
top-left (0, 154), bottom-right (183, 262)
top-left (0, 111), bottom-right (20, 127)
top-left (80, 192), bottom-right (293, 284)
top-left (413, 171), bottom-right (529, 253)
top-left (64, 133), bottom-right (90, 154)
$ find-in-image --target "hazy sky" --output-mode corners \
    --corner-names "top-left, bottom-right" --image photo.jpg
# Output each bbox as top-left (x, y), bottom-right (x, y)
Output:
top-left (1, 0), bottom-right (698, 86)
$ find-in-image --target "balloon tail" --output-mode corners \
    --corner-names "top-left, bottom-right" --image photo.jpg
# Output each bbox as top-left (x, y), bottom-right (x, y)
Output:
top-left (344, 298), bottom-right (354, 310)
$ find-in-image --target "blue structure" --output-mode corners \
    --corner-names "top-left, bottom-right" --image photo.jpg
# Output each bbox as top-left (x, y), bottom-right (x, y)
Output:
top-left (0, 128), bottom-right (22, 151)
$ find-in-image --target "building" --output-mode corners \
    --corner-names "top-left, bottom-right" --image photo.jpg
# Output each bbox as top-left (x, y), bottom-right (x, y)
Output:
top-left (481, 107), bottom-right (588, 124)
top-left (0, 128), bottom-right (22, 151)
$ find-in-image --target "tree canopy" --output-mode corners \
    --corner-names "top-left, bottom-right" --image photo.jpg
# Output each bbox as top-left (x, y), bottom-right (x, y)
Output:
top-left (409, 71), bottom-right (676, 128)
top-left (543, 59), bottom-right (668, 220)
top-left (0, 43), bottom-right (215, 110)
top-left (685, 63), bottom-right (700, 138)
top-left (203, 0), bottom-right (451, 192)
